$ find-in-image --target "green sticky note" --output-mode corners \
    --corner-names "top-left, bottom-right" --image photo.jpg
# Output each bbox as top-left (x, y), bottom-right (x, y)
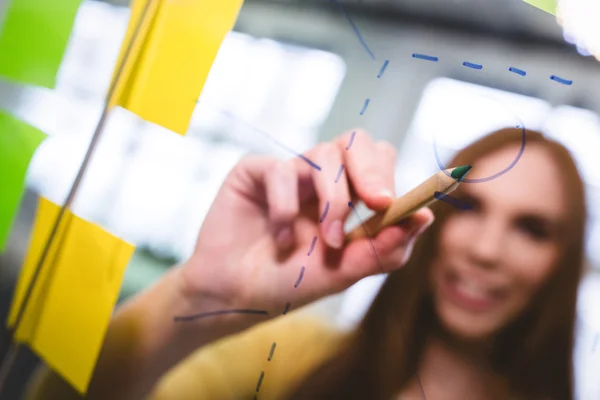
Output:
top-left (523, 0), bottom-right (557, 15)
top-left (0, 111), bottom-right (46, 251)
top-left (0, 0), bottom-right (83, 88)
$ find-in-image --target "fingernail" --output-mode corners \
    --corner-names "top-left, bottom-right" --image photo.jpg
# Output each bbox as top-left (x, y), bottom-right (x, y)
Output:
top-left (276, 227), bottom-right (293, 248)
top-left (377, 188), bottom-right (395, 199)
top-left (326, 220), bottom-right (344, 249)
top-left (367, 181), bottom-right (394, 198)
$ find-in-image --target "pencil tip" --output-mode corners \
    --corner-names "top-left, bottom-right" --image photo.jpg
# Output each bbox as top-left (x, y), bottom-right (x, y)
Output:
top-left (451, 165), bottom-right (472, 180)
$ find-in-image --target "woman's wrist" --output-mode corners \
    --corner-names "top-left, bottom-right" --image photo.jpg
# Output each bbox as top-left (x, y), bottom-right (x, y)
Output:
top-left (169, 264), bottom-right (256, 346)
top-left (165, 265), bottom-right (251, 347)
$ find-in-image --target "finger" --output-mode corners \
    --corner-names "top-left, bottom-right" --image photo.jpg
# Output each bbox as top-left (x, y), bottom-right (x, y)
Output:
top-left (373, 140), bottom-right (397, 198)
top-left (237, 156), bottom-right (300, 249)
top-left (305, 143), bottom-right (353, 249)
top-left (336, 207), bottom-right (435, 282)
top-left (337, 130), bottom-right (395, 211)
top-left (289, 154), bottom-right (317, 205)
top-left (264, 160), bottom-right (300, 249)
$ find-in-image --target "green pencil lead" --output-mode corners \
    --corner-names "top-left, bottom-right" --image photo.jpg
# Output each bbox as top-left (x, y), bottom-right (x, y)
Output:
top-left (451, 165), bottom-right (472, 180)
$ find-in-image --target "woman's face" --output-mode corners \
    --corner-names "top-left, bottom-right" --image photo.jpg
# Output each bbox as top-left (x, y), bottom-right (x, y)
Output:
top-left (430, 144), bottom-right (568, 340)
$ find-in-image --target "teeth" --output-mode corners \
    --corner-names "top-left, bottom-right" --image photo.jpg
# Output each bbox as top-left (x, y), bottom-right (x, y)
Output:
top-left (457, 280), bottom-right (488, 300)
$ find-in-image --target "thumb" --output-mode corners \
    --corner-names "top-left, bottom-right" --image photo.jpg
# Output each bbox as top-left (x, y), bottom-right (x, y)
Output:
top-left (333, 207), bottom-right (435, 284)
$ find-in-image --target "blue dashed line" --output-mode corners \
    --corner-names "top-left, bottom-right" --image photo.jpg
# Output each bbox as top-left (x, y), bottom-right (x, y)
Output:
top-left (335, 164), bottom-right (345, 182)
top-left (463, 61), bottom-right (483, 70)
top-left (550, 75), bottom-right (573, 85)
top-left (346, 132), bottom-right (356, 150)
top-left (509, 66), bottom-right (526, 76)
top-left (307, 236), bottom-right (317, 256)
top-left (320, 201), bottom-right (330, 223)
top-left (407, 54), bottom-right (572, 85)
top-left (268, 342), bottom-right (276, 361)
top-left (294, 266), bottom-right (305, 288)
top-left (377, 60), bottom-right (390, 78)
top-left (360, 99), bottom-right (370, 115)
top-left (412, 53), bottom-right (439, 62)
top-left (256, 371), bottom-right (264, 392)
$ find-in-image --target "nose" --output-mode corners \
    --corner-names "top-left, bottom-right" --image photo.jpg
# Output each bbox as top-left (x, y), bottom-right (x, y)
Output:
top-left (467, 214), bottom-right (505, 269)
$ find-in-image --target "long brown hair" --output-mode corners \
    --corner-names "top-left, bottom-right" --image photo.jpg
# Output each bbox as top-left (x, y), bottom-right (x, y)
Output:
top-left (288, 128), bottom-right (588, 400)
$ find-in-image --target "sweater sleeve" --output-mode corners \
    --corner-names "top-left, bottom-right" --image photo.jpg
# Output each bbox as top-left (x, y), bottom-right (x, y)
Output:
top-left (148, 311), bottom-right (349, 400)
top-left (24, 311), bottom-right (349, 400)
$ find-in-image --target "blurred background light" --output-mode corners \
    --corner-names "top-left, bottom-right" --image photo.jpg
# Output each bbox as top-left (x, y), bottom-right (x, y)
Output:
top-left (558, 0), bottom-right (600, 61)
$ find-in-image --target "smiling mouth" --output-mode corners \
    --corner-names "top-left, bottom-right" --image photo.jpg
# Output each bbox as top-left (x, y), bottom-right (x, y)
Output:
top-left (441, 270), bottom-right (508, 313)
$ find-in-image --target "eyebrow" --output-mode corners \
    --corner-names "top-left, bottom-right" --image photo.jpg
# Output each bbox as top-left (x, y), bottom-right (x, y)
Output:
top-left (460, 189), bottom-right (567, 230)
top-left (519, 213), bottom-right (567, 232)
top-left (519, 214), bottom-right (562, 228)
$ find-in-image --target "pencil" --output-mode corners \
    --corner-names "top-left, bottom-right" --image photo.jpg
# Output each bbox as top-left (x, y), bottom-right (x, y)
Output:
top-left (345, 165), bottom-right (472, 242)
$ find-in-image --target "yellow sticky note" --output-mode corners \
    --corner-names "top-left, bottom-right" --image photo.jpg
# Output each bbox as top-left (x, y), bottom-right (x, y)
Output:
top-left (6, 198), bottom-right (72, 340)
top-left (108, 0), bottom-right (162, 110)
top-left (523, 0), bottom-right (557, 15)
top-left (7, 197), bottom-right (135, 394)
top-left (110, 0), bottom-right (245, 135)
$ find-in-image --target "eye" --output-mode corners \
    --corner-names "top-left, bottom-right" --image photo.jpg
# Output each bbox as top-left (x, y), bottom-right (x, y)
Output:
top-left (516, 217), bottom-right (552, 241)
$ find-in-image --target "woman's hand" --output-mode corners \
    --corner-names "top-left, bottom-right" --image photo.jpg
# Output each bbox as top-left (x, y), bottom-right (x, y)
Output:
top-left (179, 129), bottom-right (434, 318)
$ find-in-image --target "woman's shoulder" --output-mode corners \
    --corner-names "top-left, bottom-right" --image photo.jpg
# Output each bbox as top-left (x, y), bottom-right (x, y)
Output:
top-left (149, 310), bottom-right (352, 399)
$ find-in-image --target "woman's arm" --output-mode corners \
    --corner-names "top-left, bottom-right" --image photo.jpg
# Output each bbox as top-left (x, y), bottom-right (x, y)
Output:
top-left (25, 265), bottom-right (258, 400)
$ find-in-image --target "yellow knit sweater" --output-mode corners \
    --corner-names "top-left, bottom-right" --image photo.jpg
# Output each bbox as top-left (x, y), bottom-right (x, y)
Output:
top-left (25, 312), bottom-right (351, 400)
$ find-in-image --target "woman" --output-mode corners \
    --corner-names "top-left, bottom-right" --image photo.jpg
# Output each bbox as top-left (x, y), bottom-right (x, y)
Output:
top-left (25, 127), bottom-right (587, 400)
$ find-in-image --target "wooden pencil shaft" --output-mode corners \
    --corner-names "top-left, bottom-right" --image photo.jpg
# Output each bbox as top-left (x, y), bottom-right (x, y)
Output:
top-left (346, 169), bottom-right (461, 241)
